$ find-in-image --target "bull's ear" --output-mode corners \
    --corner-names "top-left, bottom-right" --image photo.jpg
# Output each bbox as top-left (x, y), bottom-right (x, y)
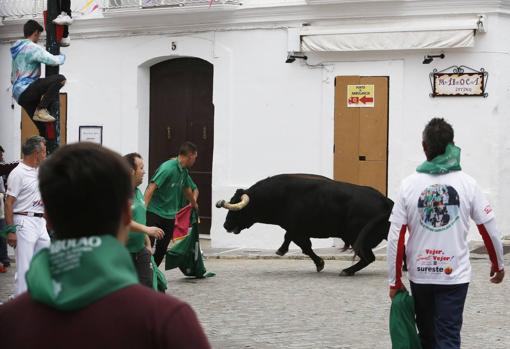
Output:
top-left (234, 188), bottom-right (245, 196)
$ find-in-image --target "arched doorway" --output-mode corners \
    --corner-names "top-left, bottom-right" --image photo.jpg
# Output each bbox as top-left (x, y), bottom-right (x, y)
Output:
top-left (149, 57), bottom-right (214, 234)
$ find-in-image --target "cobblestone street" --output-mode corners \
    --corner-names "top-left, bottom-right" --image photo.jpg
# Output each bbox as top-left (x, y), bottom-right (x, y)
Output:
top-left (1, 257), bottom-right (508, 348)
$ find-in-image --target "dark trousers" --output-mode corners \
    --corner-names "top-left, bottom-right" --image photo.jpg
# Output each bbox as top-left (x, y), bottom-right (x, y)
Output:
top-left (411, 282), bottom-right (469, 349)
top-left (131, 248), bottom-right (152, 288)
top-left (59, 0), bottom-right (71, 38)
top-left (59, 0), bottom-right (71, 13)
top-left (0, 219), bottom-right (10, 266)
top-left (146, 211), bottom-right (175, 267)
top-left (18, 74), bottom-right (66, 134)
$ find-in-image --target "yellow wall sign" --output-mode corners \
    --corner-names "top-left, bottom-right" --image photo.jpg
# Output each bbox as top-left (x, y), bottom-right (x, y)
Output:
top-left (347, 85), bottom-right (375, 108)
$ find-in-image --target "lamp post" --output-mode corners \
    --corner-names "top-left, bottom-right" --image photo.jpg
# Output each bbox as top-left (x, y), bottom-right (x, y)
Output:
top-left (45, 0), bottom-right (60, 154)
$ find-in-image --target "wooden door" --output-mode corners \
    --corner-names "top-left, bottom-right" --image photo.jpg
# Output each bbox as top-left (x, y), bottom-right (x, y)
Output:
top-left (149, 58), bottom-right (214, 234)
top-left (21, 93), bottom-right (67, 148)
top-left (334, 77), bottom-right (388, 195)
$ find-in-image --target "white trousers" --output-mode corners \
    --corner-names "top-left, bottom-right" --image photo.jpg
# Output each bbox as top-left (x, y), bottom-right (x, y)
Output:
top-left (13, 215), bottom-right (50, 295)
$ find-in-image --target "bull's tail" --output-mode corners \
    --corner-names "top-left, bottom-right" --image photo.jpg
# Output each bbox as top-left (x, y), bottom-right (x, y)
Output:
top-left (351, 212), bottom-right (391, 262)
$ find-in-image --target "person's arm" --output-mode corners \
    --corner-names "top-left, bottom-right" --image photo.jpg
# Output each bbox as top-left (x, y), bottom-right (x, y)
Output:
top-left (387, 222), bottom-right (408, 298)
top-left (477, 219), bottom-right (505, 284)
top-left (144, 234), bottom-right (152, 251)
top-left (470, 185), bottom-right (504, 284)
top-left (144, 182), bottom-right (158, 207)
top-left (129, 220), bottom-right (164, 240)
top-left (5, 195), bottom-right (16, 247)
top-left (387, 183), bottom-right (409, 299)
top-left (183, 187), bottom-right (198, 209)
top-left (33, 44), bottom-right (65, 66)
top-left (184, 175), bottom-right (198, 209)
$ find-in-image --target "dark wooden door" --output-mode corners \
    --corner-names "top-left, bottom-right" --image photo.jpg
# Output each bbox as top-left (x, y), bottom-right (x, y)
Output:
top-left (149, 58), bottom-right (214, 234)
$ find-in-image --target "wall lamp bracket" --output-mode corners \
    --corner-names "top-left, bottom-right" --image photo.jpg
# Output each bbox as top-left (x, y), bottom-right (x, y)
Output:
top-left (286, 53), bottom-right (308, 63)
top-left (423, 53), bottom-right (445, 64)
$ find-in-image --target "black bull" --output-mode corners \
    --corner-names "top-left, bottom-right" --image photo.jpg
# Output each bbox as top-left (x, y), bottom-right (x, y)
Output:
top-left (216, 174), bottom-right (394, 276)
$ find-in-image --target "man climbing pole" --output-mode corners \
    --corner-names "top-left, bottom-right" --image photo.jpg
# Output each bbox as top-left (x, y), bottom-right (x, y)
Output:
top-left (10, 20), bottom-right (66, 126)
top-left (10, 19), bottom-right (66, 153)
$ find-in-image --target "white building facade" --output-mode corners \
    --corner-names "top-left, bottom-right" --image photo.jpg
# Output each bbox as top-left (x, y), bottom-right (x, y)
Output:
top-left (1, 0), bottom-right (509, 249)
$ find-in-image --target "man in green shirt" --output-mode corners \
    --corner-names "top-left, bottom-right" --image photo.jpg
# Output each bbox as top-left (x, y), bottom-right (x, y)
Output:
top-left (145, 142), bottom-right (199, 266)
top-left (124, 153), bottom-right (164, 287)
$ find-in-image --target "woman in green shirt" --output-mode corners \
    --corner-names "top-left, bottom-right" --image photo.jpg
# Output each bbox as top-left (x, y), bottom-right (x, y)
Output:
top-left (124, 153), bottom-right (164, 288)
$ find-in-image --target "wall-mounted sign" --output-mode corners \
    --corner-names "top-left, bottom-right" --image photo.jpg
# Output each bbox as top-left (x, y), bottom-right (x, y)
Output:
top-left (79, 126), bottom-right (103, 145)
top-left (430, 66), bottom-right (488, 97)
top-left (347, 84), bottom-right (375, 107)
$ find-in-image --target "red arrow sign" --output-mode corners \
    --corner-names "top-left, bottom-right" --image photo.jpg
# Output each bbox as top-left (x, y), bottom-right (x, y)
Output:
top-left (360, 95), bottom-right (373, 104)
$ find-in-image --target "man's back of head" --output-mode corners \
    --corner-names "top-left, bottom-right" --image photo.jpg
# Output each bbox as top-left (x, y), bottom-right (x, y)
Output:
top-left (422, 118), bottom-right (454, 161)
top-left (39, 142), bottom-right (132, 240)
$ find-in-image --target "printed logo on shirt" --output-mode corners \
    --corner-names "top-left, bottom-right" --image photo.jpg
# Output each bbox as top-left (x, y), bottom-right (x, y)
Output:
top-left (415, 249), bottom-right (456, 276)
top-left (484, 205), bottom-right (492, 215)
top-left (418, 184), bottom-right (460, 232)
top-left (32, 199), bottom-right (44, 208)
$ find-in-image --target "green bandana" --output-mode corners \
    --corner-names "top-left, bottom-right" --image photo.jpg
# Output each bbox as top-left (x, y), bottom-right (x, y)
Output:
top-left (416, 143), bottom-right (462, 174)
top-left (26, 235), bottom-right (138, 311)
top-left (0, 224), bottom-right (17, 238)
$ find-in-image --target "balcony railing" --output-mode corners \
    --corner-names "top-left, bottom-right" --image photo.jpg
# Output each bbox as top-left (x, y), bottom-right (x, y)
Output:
top-left (0, 0), bottom-right (241, 20)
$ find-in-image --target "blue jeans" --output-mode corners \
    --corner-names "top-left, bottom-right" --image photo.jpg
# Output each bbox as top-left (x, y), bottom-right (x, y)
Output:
top-left (411, 282), bottom-right (469, 349)
top-left (0, 218), bottom-right (9, 266)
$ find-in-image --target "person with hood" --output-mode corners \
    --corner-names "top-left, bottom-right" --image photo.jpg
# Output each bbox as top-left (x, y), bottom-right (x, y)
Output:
top-left (11, 20), bottom-right (66, 126)
top-left (0, 142), bottom-right (211, 349)
top-left (387, 118), bottom-right (505, 349)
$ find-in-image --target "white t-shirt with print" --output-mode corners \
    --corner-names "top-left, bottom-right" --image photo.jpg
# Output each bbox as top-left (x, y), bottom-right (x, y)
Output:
top-left (390, 171), bottom-right (494, 285)
top-left (6, 162), bottom-right (44, 214)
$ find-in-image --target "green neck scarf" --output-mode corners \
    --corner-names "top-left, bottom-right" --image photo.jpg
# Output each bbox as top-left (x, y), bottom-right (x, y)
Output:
top-left (0, 224), bottom-right (17, 238)
top-left (416, 143), bottom-right (462, 174)
top-left (26, 235), bottom-right (138, 311)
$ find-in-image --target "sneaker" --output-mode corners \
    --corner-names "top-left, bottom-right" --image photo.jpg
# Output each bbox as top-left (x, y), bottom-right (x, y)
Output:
top-left (60, 35), bottom-right (70, 47)
top-left (53, 12), bottom-right (73, 26)
top-left (33, 109), bottom-right (56, 123)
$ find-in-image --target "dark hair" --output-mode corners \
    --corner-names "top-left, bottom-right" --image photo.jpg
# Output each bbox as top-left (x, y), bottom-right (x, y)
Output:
top-left (179, 141), bottom-right (197, 156)
top-left (0, 145), bottom-right (4, 153)
top-left (422, 118), bottom-right (454, 160)
top-left (22, 136), bottom-right (46, 156)
top-left (23, 20), bottom-right (44, 38)
top-left (39, 143), bottom-right (133, 239)
top-left (124, 152), bottom-right (142, 171)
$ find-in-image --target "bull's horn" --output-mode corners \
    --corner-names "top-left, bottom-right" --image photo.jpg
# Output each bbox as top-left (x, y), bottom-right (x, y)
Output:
top-left (218, 194), bottom-right (250, 211)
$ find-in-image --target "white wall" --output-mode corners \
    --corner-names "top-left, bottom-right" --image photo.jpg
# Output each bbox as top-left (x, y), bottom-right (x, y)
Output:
top-left (0, 44), bottom-right (21, 162)
top-left (1, 14), bottom-right (509, 249)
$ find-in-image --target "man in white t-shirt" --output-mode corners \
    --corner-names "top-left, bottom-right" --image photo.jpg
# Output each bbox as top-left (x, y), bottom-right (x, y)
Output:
top-left (5, 136), bottom-right (50, 295)
top-left (387, 118), bottom-right (505, 349)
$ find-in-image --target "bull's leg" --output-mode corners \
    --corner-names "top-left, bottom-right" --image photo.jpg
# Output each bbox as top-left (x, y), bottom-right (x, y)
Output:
top-left (276, 232), bottom-right (291, 256)
top-left (339, 214), bottom-right (388, 276)
top-left (293, 237), bottom-right (325, 272)
top-left (340, 249), bottom-right (375, 276)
